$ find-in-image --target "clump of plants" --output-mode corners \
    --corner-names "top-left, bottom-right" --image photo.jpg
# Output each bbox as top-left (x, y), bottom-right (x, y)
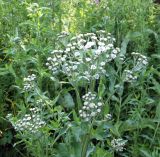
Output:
top-left (1, 1), bottom-right (160, 157)
top-left (5, 30), bottom-right (154, 157)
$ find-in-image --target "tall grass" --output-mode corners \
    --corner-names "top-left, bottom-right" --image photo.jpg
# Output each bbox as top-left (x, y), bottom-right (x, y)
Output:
top-left (0, 0), bottom-right (160, 157)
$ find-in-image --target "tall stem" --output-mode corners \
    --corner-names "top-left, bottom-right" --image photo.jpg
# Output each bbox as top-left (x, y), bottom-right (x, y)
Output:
top-left (81, 124), bottom-right (92, 157)
top-left (117, 97), bottom-right (122, 122)
top-left (90, 79), bottom-right (95, 92)
top-left (74, 86), bottom-right (82, 112)
top-left (81, 134), bottom-right (90, 157)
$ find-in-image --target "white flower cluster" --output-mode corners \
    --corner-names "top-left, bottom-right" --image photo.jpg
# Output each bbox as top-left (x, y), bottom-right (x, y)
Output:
top-left (79, 92), bottom-right (103, 121)
top-left (47, 30), bottom-right (121, 81)
top-left (46, 50), bottom-right (67, 74)
top-left (35, 98), bottom-right (50, 107)
top-left (111, 138), bottom-right (127, 152)
top-left (36, 99), bottom-right (45, 106)
top-left (68, 31), bottom-right (119, 63)
top-left (131, 52), bottom-right (148, 72)
top-left (124, 70), bottom-right (137, 83)
top-left (7, 107), bottom-right (45, 134)
top-left (23, 74), bottom-right (36, 91)
top-left (124, 52), bottom-right (148, 83)
top-left (62, 61), bottom-right (80, 77)
top-left (57, 31), bottom-right (69, 39)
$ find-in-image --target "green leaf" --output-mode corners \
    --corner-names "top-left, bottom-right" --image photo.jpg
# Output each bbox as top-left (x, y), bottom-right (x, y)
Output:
top-left (71, 126), bottom-right (84, 142)
top-left (120, 31), bottom-right (142, 55)
top-left (98, 79), bottom-right (106, 98)
top-left (94, 147), bottom-right (112, 157)
top-left (0, 131), bottom-right (13, 145)
top-left (140, 149), bottom-right (152, 157)
top-left (156, 102), bottom-right (160, 119)
top-left (110, 122), bottom-right (122, 136)
top-left (62, 92), bottom-right (75, 109)
top-left (72, 110), bottom-right (80, 123)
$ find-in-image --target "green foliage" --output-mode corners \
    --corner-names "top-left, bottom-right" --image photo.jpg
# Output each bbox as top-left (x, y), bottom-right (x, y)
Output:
top-left (0, 0), bottom-right (160, 157)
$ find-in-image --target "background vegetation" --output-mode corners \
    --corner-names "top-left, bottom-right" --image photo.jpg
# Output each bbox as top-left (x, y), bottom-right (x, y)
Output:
top-left (0, 0), bottom-right (160, 157)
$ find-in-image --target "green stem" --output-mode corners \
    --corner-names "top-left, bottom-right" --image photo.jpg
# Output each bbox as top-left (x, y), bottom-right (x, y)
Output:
top-left (117, 97), bottom-right (122, 122)
top-left (75, 86), bottom-right (82, 112)
top-left (113, 151), bottom-right (115, 157)
top-left (81, 134), bottom-right (90, 157)
top-left (81, 124), bottom-right (92, 157)
top-left (90, 79), bottom-right (95, 92)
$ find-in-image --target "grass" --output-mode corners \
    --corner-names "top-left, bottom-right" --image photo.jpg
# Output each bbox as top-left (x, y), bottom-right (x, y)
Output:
top-left (0, 0), bottom-right (160, 157)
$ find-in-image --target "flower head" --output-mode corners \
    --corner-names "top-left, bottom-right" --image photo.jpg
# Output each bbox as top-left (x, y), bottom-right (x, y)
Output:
top-left (111, 138), bottom-right (127, 152)
top-left (79, 92), bottom-right (103, 121)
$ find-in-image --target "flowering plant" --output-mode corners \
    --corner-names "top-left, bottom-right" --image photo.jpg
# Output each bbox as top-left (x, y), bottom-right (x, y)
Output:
top-left (6, 30), bottom-right (149, 157)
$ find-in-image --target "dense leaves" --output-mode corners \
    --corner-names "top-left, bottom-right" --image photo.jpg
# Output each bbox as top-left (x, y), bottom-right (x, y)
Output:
top-left (0, 0), bottom-right (160, 157)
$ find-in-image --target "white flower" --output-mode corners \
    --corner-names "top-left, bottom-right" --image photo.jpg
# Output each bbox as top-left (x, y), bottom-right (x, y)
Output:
top-left (72, 42), bottom-right (77, 46)
top-left (66, 48), bottom-right (70, 52)
top-left (85, 42), bottom-right (95, 49)
top-left (83, 113), bottom-right (87, 118)
top-left (77, 34), bottom-right (84, 38)
top-left (67, 43), bottom-right (72, 47)
top-left (116, 47), bottom-right (120, 52)
top-left (111, 138), bottom-right (127, 152)
top-left (46, 62), bottom-right (49, 66)
top-left (100, 62), bottom-right (105, 66)
top-left (75, 51), bottom-right (80, 57)
top-left (98, 42), bottom-right (105, 46)
top-left (112, 49), bottom-right (118, 54)
top-left (86, 57), bottom-right (91, 62)
top-left (52, 58), bottom-right (57, 62)
top-left (97, 102), bottom-right (102, 107)
top-left (98, 46), bottom-right (106, 52)
top-left (83, 106), bottom-right (86, 110)
top-left (100, 38), bottom-right (107, 42)
top-left (47, 57), bottom-right (52, 61)
top-left (72, 65), bottom-right (78, 70)
top-left (79, 39), bottom-right (86, 44)
top-left (84, 102), bottom-right (88, 106)
top-left (71, 46), bottom-right (75, 50)
top-left (89, 103), bottom-right (95, 108)
top-left (105, 46), bottom-right (111, 51)
top-left (91, 112), bottom-right (96, 117)
top-left (26, 117), bottom-right (31, 121)
top-left (142, 60), bottom-right (148, 65)
top-left (110, 53), bottom-right (117, 59)
top-left (108, 43), bottom-right (113, 48)
top-left (91, 65), bottom-right (96, 70)
top-left (91, 36), bottom-right (97, 40)
top-left (95, 49), bottom-right (101, 55)
top-left (94, 74), bottom-right (100, 79)
top-left (61, 57), bottom-right (66, 62)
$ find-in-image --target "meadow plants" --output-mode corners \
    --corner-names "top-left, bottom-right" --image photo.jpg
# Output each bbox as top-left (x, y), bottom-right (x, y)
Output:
top-left (0, 0), bottom-right (160, 157)
top-left (6, 30), bottom-right (157, 157)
